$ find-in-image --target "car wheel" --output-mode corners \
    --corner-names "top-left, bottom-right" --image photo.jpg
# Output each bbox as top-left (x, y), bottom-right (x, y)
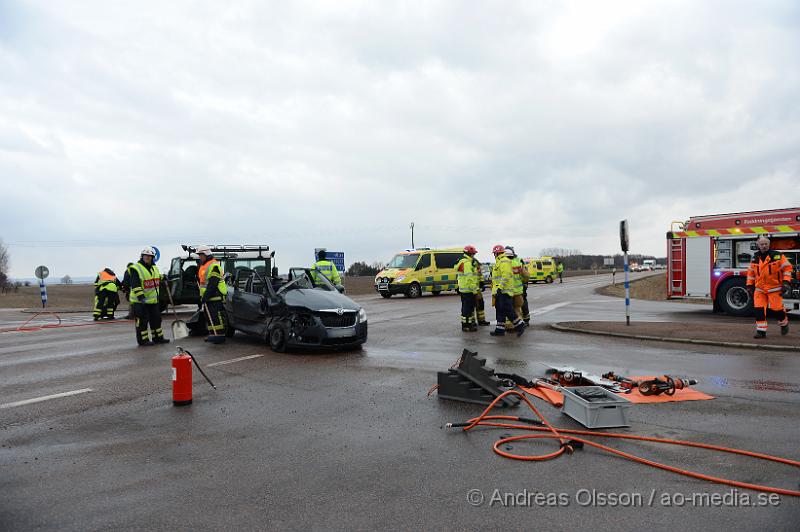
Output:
top-left (380, 292), bottom-right (392, 299)
top-left (406, 282), bottom-right (422, 299)
top-left (268, 324), bottom-right (288, 352)
top-left (545, 276), bottom-right (553, 284)
top-left (717, 278), bottom-right (753, 317)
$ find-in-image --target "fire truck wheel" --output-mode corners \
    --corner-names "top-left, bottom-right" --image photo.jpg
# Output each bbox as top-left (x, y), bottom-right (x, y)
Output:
top-left (717, 278), bottom-right (753, 317)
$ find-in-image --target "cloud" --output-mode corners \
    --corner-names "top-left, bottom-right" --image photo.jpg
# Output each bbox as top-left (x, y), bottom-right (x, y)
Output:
top-left (1, 0), bottom-right (799, 277)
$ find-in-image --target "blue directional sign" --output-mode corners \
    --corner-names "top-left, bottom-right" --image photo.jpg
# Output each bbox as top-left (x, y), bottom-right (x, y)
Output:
top-left (314, 249), bottom-right (345, 273)
top-left (152, 246), bottom-right (161, 263)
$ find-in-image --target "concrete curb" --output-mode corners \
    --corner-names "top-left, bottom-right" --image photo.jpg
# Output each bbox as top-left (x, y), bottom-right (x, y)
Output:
top-left (550, 322), bottom-right (800, 352)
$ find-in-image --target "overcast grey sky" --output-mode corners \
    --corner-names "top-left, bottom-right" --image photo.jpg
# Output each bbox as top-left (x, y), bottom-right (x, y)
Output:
top-left (2, 0), bottom-right (799, 278)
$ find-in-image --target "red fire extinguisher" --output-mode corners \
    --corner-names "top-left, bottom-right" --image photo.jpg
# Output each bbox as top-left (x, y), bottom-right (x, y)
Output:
top-left (172, 347), bottom-right (216, 406)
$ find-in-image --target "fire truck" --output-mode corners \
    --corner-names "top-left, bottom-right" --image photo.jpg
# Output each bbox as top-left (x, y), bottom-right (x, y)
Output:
top-left (666, 208), bottom-right (800, 316)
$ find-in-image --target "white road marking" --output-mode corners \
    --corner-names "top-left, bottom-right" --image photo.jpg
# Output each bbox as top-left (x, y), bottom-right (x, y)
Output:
top-left (531, 301), bottom-right (571, 316)
top-left (0, 388), bottom-right (93, 409)
top-left (207, 354), bottom-right (265, 367)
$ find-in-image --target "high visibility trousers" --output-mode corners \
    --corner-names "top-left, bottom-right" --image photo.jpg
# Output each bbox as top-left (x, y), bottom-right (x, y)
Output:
top-left (132, 303), bottom-right (164, 344)
top-left (474, 293), bottom-right (487, 323)
top-left (205, 300), bottom-right (227, 338)
top-left (521, 287), bottom-right (530, 322)
top-left (93, 291), bottom-right (114, 319)
top-left (460, 292), bottom-right (477, 328)
top-left (753, 291), bottom-right (788, 332)
top-left (495, 293), bottom-right (521, 333)
top-left (506, 293), bottom-right (531, 329)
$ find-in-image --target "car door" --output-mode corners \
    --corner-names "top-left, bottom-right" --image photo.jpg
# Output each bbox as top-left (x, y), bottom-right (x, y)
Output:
top-left (231, 269), bottom-right (270, 333)
top-left (415, 253), bottom-right (434, 292)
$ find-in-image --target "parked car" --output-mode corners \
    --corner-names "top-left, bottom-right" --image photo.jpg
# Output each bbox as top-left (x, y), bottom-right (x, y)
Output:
top-left (223, 267), bottom-right (367, 352)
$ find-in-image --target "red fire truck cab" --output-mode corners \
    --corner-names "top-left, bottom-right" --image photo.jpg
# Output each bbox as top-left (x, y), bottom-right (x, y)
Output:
top-left (667, 208), bottom-right (800, 316)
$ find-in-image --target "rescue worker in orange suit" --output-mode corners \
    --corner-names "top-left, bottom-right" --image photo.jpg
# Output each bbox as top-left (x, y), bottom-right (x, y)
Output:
top-left (129, 248), bottom-right (169, 346)
top-left (196, 245), bottom-right (228, 343)
top-left (456, 245), bottom-right (480, 331)
top-left (93, 268), bottom-right (122, 320)
top-left (747, 236), bottom-right (792, 339)
top-left (472, 256), bottom-right (491, 326)
top-left (490, 244), bottom-right (525, 337)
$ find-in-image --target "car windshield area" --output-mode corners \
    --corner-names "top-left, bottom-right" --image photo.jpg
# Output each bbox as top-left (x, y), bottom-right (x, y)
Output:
top-left (386, 254), bottom-right (419, 269)
top-left (279, 268), bottom-right (337, 293)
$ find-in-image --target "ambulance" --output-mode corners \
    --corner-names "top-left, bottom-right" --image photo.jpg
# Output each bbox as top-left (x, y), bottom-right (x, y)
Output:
top-left (523, 256), bottom-right (557, 283)
top-left (374, 248), bottom-right (464, 298)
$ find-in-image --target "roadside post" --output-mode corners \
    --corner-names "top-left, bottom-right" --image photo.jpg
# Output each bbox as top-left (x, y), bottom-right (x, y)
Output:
top-left (620, 220), bottom-right (630, 325)
top-left (35, 265), bottom-right (49, 308)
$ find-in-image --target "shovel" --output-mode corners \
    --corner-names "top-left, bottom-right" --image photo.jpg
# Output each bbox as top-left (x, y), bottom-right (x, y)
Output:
top-left (164, 279), bottom-right (190, 340)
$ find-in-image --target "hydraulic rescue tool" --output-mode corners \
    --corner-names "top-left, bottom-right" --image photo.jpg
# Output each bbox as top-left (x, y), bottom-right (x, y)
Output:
top-left (637, 376), bottom-right (698, 396)
top-left (601, 372), bottom-right (639, 393)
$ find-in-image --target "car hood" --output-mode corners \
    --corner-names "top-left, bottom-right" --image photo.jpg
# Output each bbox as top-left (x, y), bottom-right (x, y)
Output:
top-left (282, 288), bottom-right (361, 311)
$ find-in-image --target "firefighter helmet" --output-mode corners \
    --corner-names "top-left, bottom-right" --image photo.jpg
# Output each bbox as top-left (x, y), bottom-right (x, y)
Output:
top-left (464, 245), bottom-right (477, 255)
top-left (140, 247), bottom-right (156, 257)
top-left (504, 246), bottom-right (516, 257)
top-left (492, 245), bottom-right (505, 255)
top-left (196, 245), bottom-right (213, 256)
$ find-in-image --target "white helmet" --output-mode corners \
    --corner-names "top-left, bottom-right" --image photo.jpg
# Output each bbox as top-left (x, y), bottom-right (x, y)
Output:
top-left (195, 245), bottom-right (213, 256)
top-left (140, 247), bottom-right (156, 257)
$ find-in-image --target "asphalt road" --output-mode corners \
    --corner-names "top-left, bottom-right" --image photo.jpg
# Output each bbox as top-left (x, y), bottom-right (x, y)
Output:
top-left (2, 272), bottom-right (799, 530)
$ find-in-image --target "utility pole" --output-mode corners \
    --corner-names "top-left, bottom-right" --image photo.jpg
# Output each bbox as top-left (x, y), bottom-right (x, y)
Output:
top-left (410, 222), bottom-right (415, 249)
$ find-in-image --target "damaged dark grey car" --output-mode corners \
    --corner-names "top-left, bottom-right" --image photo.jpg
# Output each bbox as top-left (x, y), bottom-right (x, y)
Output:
top-left (224, 267), bottom-right (368, 352)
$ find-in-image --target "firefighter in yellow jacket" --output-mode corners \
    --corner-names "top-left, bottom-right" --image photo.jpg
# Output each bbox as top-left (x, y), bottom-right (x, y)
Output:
top-left (311, 250), bottom-right (342, 287)
top-left (504, 246), bottom-right (530, 327)
top-left (490, 245), bottom-right (525, 337)
top-left (129, 248), bottom-right (169, 346)
top-left (196, 245), bottom-right (228, 343)
top-left (456, 245), bottom-right (480, 332)
top-left (472, 256), bottom-right (491, 326)
top-left (93, 268), bottom-right (122, 320)
top-left (747, 236), bottom-right (793, 338)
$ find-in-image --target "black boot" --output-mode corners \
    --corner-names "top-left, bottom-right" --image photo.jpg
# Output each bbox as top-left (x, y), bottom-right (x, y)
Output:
top-left (478, 321), bottom-right (491, 326)
top-left (514, 321), bottom-right (526, 337)
top-left (753, 330), bottom-right (766, 339)
top-left (489, 329), bottom-right (505, 337)
top-left (781, 325), bottom-right (789, 336)
top-left (153, 338), bottom-right (170, 344)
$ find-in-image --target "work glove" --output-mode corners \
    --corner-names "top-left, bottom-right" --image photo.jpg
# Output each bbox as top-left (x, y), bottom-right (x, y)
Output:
top-left (491, 295), bottom-right (496, 307)
top-left (137, 295), bottom-right (146, 303)
top-left (746, 285), bottom-right (754, 297)
top-left (783, 281), bottom-right (793, 297)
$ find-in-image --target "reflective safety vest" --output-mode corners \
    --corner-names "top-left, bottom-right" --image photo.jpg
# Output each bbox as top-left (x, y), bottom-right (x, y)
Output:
top-left (130, 262), bottom-right (161, 304)
top-left (557, 263), bottom-right (564, 274)
top-left (492, 256), bottom-right (515, 295)
top-left (96, 270), bottom-right (118, 293)
top-left (311, 260), bottom-right (341, 285)
top-left (198, 259), bottom-right (227, 301)
top-left (747, 251), bottom-right (792, 294)
top-left (509, 257), bottom-right (526, 296)
top-left (456, 254), bottom-right (479, 294)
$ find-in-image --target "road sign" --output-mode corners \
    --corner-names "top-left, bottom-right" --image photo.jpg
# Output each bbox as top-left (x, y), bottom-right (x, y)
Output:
top-left (35, 265), bottom-right (50, 280)
top-left (314, 249), bottom-right (345, 272)
top-left (620, 220), bottom-right (629, 252)
top-left (152, 246), bottom-right (161, 263)
top-left (603, 257), bottom-right (614, 266)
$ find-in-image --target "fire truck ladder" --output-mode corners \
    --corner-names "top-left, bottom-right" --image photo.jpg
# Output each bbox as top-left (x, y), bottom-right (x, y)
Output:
top-left (668, 230), bottom-right (685, 297)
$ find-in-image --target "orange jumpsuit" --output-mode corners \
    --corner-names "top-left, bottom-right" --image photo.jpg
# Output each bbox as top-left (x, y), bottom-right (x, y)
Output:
top-left (746, 250), bottom-right (792, 332)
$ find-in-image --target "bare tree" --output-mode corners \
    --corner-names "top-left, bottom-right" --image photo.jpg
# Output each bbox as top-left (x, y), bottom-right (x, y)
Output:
top-left (0, 238), bottom-right (9, 289)
top-left (61, 274), bottom-right (73, 285)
